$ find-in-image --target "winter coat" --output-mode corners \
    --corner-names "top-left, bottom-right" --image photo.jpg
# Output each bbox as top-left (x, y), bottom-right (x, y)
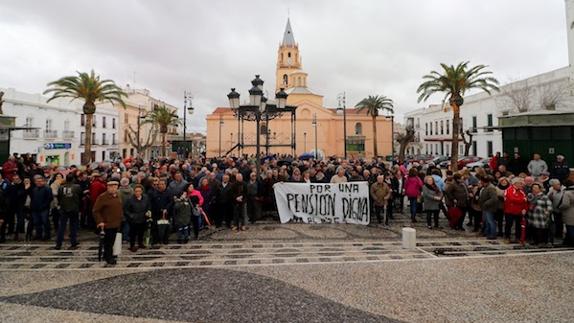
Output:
top-left (173, 197), bottom-right (192, 228)
top-left (422, 185), bottom-right (442, 211)
top-left (57, 183), bottom-right (82, 213)
top-left (92, 192), bottom-right (123, 229)
top-left (503, 185), bottom-right (528, 216)
top-left (149, 188), bottom-right (174, 220)
top-left (547, 186), bottom-right (565, 211)
top-left (527, 159), bottom-right (548, 177)
top-left (28, 185), bottom-right (53, 212)
top-left (479, 184), bottom-right (499, 213)
top-left (527, 193), bottom-right (553, 229)
top-left (559, 186), bottom-right (574, 226)
top-left (370, 182), bottom-right (391, 207)
top-left (404, 176), bottom-right (423, 199)
top-left (444, 181), bottom-right (469, 208)
top-left (187, 189), bottom-right (204, 207)
top-left (118, 186), bottom-right (134, 205)
top-left (89, 179), bottom-right (107, 204)
top-left (550, 161), bottom-right (570, 183)
top-left (124, 194), bottom-right (151, 224)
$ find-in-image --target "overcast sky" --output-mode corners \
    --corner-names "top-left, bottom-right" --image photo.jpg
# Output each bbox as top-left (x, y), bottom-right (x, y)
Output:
top-left (0, 0), bottom-right (568, 131)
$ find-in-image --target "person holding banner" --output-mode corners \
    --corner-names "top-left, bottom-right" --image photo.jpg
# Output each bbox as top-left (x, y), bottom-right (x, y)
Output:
top-left (330, 166), bottom-right (348, 184)
top-left (370, 175), bottom-right (392, 225)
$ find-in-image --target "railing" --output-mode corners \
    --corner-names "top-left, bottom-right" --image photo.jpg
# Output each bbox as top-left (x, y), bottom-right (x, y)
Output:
top-left (63, 130), bottom-right (75, 140)
top-left (23, 129), bottom-right (39, 139)
top-left (44, 130), bottom-right (58, 139)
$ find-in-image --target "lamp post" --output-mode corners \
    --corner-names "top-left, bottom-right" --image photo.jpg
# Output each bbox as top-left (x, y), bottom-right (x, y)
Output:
top-left (337, 92), bottom-right (347, 159)
top-left (218, 114), bottom-right (224, 157)
top-left (227, 76), bottom-right (288, 178)
top-left (312, 113), bottom-right (318, 159)
top-left (183, 91), bottom-right (194, 158)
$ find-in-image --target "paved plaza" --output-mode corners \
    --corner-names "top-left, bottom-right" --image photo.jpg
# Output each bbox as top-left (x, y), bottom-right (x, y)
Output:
top-left (1, 212), bottom-right (573, 323)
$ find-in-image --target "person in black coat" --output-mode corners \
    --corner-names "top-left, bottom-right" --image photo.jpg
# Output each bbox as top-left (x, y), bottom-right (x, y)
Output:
top-left (508, 153), bottom-right (527, 176)
top-left (1, 174), bottom-right (26, 242)
top-left (230, 173), bottom-right (248, 231)
top-left (148, 179), bottom-right (173, 246)
top-left (27, 175), bottom-right (53, 240)
top-left (124, 184), bottom-right (151, 251)
top-left (217, 174), bottom-right (233, 228)
top-left (550, 155), bottom-right (570, 184)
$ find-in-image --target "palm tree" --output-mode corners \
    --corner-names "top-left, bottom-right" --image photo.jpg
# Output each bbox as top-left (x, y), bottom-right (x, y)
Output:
top-left (356, 95), bottom-right (394, 157)
top-left (144, 105), bottom-right (180, 157)
top-left (44, 70), bottom-right (126, 165)
top-left (417, 61), bottom-right (499, 171)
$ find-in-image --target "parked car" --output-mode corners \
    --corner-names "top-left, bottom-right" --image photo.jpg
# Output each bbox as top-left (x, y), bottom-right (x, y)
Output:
top-left (407, 154), bottom-right (434, 164)
top-left (439, 156), bottom-right (483, 169)
top-left (431, 155), bottom-right (449, 165)
top-left (466, 158), bottom-right (491, 171)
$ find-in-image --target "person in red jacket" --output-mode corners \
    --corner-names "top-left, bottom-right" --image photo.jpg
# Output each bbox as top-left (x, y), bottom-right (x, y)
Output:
top-left (489, 152), bottom-right (500, 171)
top-left (89, 172), bottom-right (107, 207)
top-left (404, 168), bottom-right (423, 224)
top-left (503, 177), bottom-right (528, 242)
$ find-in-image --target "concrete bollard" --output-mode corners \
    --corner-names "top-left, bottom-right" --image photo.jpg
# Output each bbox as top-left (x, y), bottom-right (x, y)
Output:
top-left (402, 227), bottom-right (416, 249)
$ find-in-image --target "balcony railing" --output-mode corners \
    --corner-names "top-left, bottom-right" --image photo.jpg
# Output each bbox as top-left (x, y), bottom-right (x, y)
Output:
top-left (23, 129), bottom-right (39, 139)
top-left (63, 130), bottom-right (75, 140)
top-left (44, 130), bottom-right (58, 139)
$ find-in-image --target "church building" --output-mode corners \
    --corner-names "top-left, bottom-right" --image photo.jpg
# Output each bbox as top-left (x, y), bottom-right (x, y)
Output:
top-left (205, 19), bottom-right (393, 158)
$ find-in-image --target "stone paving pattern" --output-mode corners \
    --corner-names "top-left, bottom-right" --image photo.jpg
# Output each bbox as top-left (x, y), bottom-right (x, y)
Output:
top-left (0, 212), bottom-right (573, 322)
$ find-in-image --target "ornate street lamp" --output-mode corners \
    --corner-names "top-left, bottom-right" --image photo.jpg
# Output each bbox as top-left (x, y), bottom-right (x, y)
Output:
top-left (227, 75), bottom-right (297, 177)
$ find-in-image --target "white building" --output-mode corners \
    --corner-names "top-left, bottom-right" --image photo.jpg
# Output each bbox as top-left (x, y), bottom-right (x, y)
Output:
top-left (404, 0), bottom-right (574, 159)
top-left (1, 88), bottom-right (119, 166)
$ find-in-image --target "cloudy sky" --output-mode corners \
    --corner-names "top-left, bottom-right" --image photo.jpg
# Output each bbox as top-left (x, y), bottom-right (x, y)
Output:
top-left (0, 0), bottom-right (568, 131)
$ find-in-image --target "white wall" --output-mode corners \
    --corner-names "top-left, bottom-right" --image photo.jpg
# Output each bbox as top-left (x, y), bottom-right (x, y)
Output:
top-left (2, 88), bottom-right (120, 165)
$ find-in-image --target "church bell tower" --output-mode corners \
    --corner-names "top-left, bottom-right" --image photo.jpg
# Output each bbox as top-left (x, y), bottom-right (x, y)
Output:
top-left (276, 18), bottom-right (308, 91)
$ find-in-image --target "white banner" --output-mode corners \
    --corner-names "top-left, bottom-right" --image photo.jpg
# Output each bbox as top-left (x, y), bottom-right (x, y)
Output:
top-left (273, 182), bottom-right (370, 225)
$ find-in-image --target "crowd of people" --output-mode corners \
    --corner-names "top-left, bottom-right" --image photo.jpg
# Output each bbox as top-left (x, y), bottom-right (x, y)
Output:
top-left (0, 151), bottom-right (571, 265)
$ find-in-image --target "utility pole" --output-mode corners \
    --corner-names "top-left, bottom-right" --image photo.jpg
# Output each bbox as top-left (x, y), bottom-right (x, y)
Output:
top-left (183, 91), bottom-right (193, 158)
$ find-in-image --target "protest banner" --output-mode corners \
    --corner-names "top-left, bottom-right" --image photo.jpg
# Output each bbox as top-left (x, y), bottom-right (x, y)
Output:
top-left (273, 182), bottom-right (370, 224)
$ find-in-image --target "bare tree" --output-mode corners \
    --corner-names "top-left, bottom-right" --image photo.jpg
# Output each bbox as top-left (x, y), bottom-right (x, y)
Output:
top-left (460, 129), bottom-right (474, 156)
top-left (126, 123), bottom-right (157, 156)
top-left (396, 125), bottom-right (415, 162)
top-left (498, 82), bottom-right (534, 113)
top-left (538, 81), bottom-right (573, 111)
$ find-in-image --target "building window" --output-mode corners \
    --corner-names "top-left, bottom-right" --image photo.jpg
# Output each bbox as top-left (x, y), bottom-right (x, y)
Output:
top-left (102, 116), bottom-right (107, 128)
top-left (112, 118), bottom-right (116, 129)
top-left (472, 141), bottom-right (477, 156)
top-left (124, 129), bottom-right (128, 141)
top-left (46, 119), bottom-right (53, 131)
top-left (425, 144), bottom-right (428, 154)
top-left (64, 120), bottom-right (70, 131)
top-left (430, 122), bottom-right (433, 135)
top-left (435, 121), bottom-right (438, 135)
top-left (288, 52), bottom-right (291, 58)
top-left (92, 132), bottom-right (96, 144)
top-left (81, 114), bottom-right (85, 126)
top-left (92, 117), bottom-right (96, 128)
top-left (472, 116), bottom-right (477, 133)
top-left (486, 114), bottom-right (493, 132)
top-left (487, 141), bottom-right (493, 156)
top-left (460, 118), bottom-right (464, 133)
top-left (416, 118), bottom-right (420, 129)
top-left (355, 122), bottom-right (362, 135)
top-left (101, 151), bottom-right (106, 161)
top-left (440, 120), bottom-right (444, 135)
top-left (112, 133), bottom-right (116, 145)
top-left (425, 123), bottom-right (428, 136)
top-left (102, 133), bottom-right (106, 145)
top-left (435, 144), bottom-right (439, 155)
top-left (260, 124), bottom-right (268, 135)
top-left (282, 74), bottom-right (288, 87)
top-left (446, 120), bottom-right (450, 135)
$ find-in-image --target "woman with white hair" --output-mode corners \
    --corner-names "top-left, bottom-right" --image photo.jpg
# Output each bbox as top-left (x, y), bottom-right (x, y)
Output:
top-left (547, 178), bottom-right (565, 242)
top-left (503, 177), bottom-right (528, 242)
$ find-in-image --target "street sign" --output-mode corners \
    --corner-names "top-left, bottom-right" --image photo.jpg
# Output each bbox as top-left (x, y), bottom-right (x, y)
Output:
top-left (44, 143), bottom-right (71, 150)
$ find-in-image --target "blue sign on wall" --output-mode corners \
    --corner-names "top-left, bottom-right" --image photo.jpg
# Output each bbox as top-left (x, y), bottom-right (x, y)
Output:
top-left (44, 143), bottom-right (72, 150)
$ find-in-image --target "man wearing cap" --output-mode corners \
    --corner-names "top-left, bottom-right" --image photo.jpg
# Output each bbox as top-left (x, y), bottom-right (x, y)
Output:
top-left (93, 180), bottom-right (123, 265)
